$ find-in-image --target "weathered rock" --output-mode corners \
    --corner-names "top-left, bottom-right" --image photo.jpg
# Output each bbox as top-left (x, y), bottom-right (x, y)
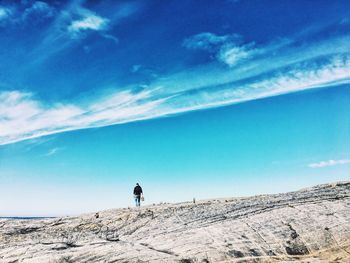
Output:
top-left (1, 181), bottom-right (349, 262)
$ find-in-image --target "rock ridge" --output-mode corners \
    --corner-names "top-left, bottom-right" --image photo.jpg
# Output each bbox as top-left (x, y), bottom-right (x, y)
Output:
top-left (0, 181), bottom-right (349, 262)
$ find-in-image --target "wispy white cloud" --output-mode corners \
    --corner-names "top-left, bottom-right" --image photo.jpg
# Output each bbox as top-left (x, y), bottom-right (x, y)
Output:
top-left (101, 33), bottom-right (119, 44)
top-left (218, 43), bottom-right (252, 66)
top-left (66, 1), bottom-right (140, 40)
top-left (44, 147), bottom-right (63, 157)
top-left (22, 1), bottom-right (55, 20)
top-left (183, 32), bottom-right (253, 66)
top-left (0, 6), bottom-right (12, 22)
top-left (131, 64), bottom-right (142, 73)
top-left (68, 14), bottom-right (109, 36)
top-left (1, 51), bottom-right (350, 145)
top-left (25, 1), bottom-right (138, 64)
top-left (1, 27), bottom-right (350, 145)
top-left (0, 2), bottom-right (55, 25)
top-left (308, 159), bottom-right (350, 168)
top-left (183, 32), bottom-right (239, 51)
top-left (156, 55), bottom-right (350, 119)
top-left (0, 89), bottom-right (166, 145)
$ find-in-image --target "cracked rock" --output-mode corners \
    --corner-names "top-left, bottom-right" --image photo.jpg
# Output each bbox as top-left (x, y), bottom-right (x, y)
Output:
top-left (0, 181), bottom-right (349, 262)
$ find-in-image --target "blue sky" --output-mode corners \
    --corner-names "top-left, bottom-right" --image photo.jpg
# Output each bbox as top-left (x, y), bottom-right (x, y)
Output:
top-left (0, 0), bottom-right (350, 216)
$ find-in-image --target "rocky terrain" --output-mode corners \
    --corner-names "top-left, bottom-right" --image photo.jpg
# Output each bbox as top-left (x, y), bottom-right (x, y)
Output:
top-left (1, 181), bottom-right (349, 262)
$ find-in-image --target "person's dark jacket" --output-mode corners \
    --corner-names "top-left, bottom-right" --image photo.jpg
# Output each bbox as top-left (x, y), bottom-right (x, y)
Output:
top-left (134, 185), bottom-right (143, 196)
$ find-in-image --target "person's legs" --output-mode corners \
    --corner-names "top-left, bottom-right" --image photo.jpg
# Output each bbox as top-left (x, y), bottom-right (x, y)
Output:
top-left (135, 195), bottom-right (140, 207)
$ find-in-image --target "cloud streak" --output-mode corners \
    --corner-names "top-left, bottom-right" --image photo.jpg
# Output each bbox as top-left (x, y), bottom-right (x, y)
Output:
top-left (1, 26), bottom-right (350, 145)
top-left (23, 1), bottom-right (138, 65)
top-left (183, 32), bottom-right (254, 66)
top-left (0, 6), bottom-right (11, 22)
top-left (308, 159), bottom-right (350, 168)
top-left (44, 147), bottom-right (63, 157)
top-left (22, 1), bottom-right (55, 20)
top-left (0, 89), bottom-right (166, 145)
top-left (182, 32), bottom-right (239, 51)
top-left (68, 10), bottom-right (109, 38)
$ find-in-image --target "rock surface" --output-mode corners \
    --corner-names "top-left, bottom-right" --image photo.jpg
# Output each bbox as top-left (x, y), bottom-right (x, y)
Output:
top-left (1, 181), bottom-right (350, 262)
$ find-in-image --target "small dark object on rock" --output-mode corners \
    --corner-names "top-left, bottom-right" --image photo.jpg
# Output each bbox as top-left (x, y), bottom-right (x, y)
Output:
top-left (285, 243), bottom-right (309, 255)
top-left (106, 237), bottom-right (120, 242)
top-left (291, 231), bottom-right (298, 239)
top-left (95, 212), bottom-right (99, 219)
top-left (228, 250), bottom-right (244, 258)
top-left (18, 227), bottom-right (39, 234)
top-left (249, 248), bottom-right (261, 257)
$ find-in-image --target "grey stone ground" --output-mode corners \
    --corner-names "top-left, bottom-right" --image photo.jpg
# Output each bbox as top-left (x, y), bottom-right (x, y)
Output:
top-left (1, 181), bottom-right (349, 262)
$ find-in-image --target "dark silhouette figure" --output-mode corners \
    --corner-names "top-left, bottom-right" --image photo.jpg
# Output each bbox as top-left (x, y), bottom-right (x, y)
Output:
top-left (133, 183), bottom-right (143, 207)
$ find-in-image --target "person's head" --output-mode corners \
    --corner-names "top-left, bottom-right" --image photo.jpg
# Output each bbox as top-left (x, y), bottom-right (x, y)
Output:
top-left (136, 183), bottom-right (139, 186)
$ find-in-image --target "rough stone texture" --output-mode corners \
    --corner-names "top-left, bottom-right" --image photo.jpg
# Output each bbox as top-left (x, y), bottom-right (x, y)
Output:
top-left (1, 181), bottom-right (349, 262)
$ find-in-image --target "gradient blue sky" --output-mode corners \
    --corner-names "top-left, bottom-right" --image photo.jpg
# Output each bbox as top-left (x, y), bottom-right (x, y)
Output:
top-left (0, 0), bottom-right (350, 216)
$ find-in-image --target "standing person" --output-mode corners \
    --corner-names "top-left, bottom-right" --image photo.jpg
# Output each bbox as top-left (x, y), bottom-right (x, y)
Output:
top-left (133, 183), bottom-right (143, 207)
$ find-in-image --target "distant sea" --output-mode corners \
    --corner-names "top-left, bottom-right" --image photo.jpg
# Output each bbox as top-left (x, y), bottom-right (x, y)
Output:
top-left (0, 217), bottom-right (55, 220)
